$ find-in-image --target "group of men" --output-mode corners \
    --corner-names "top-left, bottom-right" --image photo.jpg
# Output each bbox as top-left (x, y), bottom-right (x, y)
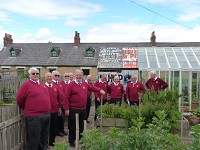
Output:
top-left (16, 68), bottom-right (168, 150)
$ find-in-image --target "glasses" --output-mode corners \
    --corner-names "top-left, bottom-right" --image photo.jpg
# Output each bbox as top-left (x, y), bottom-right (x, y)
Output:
top-left (55, 75), bottom-right (60, 77)
top-left (32, 73), bottom-right (39, 75)
top-left (65, 75), bottom-right (69, 77)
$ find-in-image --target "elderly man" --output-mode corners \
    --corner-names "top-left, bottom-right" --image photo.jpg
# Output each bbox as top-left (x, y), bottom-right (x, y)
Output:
top-left (44, 72), bottom-right (62, 147)
top-left (60, 72), bottom-right (70, 92)
top-left (68, 72), bottom-right (74, 84)
top-left (108, 75), bottom-right (124, 105)
top-left (126, 74), bottom-right (146, 106)
top-left (85, 75), bottom-right (93, 123)
top-left (145, 70), bottom-right (168, 93)
top-left (64, 70), bottom-right (105, 147)
top-left (52, 70), bottom-right (66, 136)
top-left (16, 67), bottom-right (51, 150)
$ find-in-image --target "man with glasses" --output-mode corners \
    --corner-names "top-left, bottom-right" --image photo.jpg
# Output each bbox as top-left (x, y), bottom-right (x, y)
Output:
top-left (61, 73), bottom-right (70, 91)
top-left (16, 67), bottom-right (51, 150)
top-left (44, 72), bottom-right (62, 147)
top-left (52, 70), bottom-right (67, 136)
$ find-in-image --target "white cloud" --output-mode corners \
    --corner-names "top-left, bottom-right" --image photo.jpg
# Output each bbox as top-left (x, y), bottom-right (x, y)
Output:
top-left (142, 0), bottom-right (200, 22)
top-left (0, 0), bottom-right (102, 20)
top-left (84, 22), bottom-right (200, 42)
top-left (64, 18), bottom-right (86, 27)
top-left (0, 11), bottom-right (11, 22)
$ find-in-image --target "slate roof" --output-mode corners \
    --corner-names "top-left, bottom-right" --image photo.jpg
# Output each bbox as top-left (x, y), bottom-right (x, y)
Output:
top-left (0, 42), bottom-right (200, 66)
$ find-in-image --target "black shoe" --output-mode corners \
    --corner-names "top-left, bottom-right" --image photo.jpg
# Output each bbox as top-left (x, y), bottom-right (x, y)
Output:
top-left (57, 132), bottom-right (64, 137)
top-left (63, 131), bottom-right (68, 135)
top-left (70, 142), bottom-right (75, 147)
top-left (49, 143), bottom-right (54, 147)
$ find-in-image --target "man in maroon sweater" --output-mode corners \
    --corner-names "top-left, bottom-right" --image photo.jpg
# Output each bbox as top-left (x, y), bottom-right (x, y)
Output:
top-left (45, 72), bottom-right (62, 147)
top-left (60, 72), bottom-right (70, 93)
top-left (145, 70), bottom-right (168, 93)
top-left (64, 70), bottom-right (105, 147)
top-left (126, 74), bottom-right (146, 106)
top-left (108, 75), bottom-right (124, 105)
top-left (85, 75), bottom-right (93, 123)
top-left (94, 74), bottom-right (108, 120)
top-left (16, 67), bottom-right (51, 150)
top-left (52, 70), bottom-right (67, 136)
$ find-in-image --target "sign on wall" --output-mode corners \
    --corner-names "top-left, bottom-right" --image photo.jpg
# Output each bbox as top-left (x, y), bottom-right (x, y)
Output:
top-left (122, 48), bottom-right (138, 68)
top-left (97, 47), bottom-right (122, 68)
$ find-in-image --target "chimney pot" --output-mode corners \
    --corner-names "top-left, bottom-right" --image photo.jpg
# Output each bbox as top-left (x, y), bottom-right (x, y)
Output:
top-left (150, 31), bottom-right (156, 46)
top-left (3, 33), bottom-right (13, 47)
top-left (74, 31), bottom-right (80, 46)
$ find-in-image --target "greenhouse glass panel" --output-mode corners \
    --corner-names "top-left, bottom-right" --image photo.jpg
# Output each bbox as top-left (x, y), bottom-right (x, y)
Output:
top-left (164, 48), bottom-right (179, 69)
top-left (173, 48), bottom-right (190, 69)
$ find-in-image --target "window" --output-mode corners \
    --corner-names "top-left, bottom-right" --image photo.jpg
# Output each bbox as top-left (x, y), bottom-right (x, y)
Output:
top-left (85, 47), bottom-right (95, 57)
top-left (10, 50), bottom-right (16, 57)
top-left (49, 68), bottom-right (56, 73)
top-left (17, 68), bottom-right (24, 77)
top-left (2, 68), bottom-right (10, 76)
top-left (82, 69), bottom-right (90, 75)
top-left (51, 50), bottom-right (58, 57)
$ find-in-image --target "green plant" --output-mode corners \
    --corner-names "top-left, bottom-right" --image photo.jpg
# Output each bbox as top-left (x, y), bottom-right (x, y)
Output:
top-left (192, 107), bottom-right (200, 117)
top-left (188, 124), bottom-right (200, 150)
top-left (81, 111), bottom-right (186, 150)
top-left (53, 140), bottom-right (68, 150)
top-left (0, 100), bottom-right (5, 105)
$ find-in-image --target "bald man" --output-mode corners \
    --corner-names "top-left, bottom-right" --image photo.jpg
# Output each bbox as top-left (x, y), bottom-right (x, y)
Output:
top-left (126, 74), bottom-right (146, 106)
top-left (145, 70), bottom-right (168, 93)
top-left (108, 75), bottom-right (124, 105)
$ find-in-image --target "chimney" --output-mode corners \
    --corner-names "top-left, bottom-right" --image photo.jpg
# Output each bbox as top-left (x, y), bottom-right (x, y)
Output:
top-left (4, 33), bottom-right (13, 47)
top-left (150, 31), bottom-right (156, 46)
top-left (74, 31), bottom-right (80, 46)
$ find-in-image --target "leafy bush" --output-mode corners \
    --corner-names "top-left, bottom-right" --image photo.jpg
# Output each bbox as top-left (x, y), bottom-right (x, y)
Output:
top-left (53, 141), bottom-right (68, 150)
top-left (81, 110), bottom-right (186, 150)
top-left (188, 124), bottom-right (200, 149)
top-left (192, 107), bottom-right (200, 117)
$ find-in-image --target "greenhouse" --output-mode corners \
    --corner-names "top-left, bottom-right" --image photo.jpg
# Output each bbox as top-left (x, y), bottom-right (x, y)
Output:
top-left (138, 47), bottom-right (200, 112)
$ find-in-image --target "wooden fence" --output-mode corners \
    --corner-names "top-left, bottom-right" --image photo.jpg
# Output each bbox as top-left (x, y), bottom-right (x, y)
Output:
top-left (0, 105), bottom-right (25, 150)
top-left (0, 77), bottom-right (27, 102)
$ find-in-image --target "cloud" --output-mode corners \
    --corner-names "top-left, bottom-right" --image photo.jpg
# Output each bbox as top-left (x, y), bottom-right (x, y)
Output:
top-left (0, 11), bottom-right (12, 22)
top-left (84, 21), bottom-right (200, 42)
top-left (0, 0), bottom-right (102, 20)
top-left (64, 18), bottom-right (86, 27)
top-left (142, 0), bottom-right (200, 22)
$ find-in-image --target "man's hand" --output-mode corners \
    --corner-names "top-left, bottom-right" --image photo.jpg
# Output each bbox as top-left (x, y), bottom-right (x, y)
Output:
top-left (97, 98), bottom-right (100, 102)
top-left (100, 90), bottom-right (105, 95)
top-left (58, 108), bottom-right (62, 116)
top-left (65, 110), bottom-right (69, 116)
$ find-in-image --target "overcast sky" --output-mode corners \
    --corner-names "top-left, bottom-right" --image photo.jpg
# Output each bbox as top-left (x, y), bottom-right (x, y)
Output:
top-left (0, 0), bottom-right (200, 48)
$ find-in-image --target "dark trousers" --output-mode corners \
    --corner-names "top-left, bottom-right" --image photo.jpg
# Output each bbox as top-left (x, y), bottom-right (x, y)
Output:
top-left (85, 98), bottom-right (91, 120)
top-left (25, 113), bottom-right (50, 150)
top-left (110, 98), bottom-right (122, 105)
top-left (49, 112), bottom-right (58, 145)
top-left (57, 108), bottom-right (65, 134)
top-left (94, 99), bottom-right (107, 120)
top-left (130, 101), bottom-right (140, 106)
top-left (68, 108), bottom-right (86, 144)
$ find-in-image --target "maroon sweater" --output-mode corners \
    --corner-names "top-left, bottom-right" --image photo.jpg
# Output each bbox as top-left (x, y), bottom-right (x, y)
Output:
top-left (126, 81), bottom-right (146, 101)
top-left (53, 82), bottom-right (65, 105)
top-left (45, 84), bottom-right (60, 113)
top-left (108, 82), bottom-right (124, 99)
top-left (16, 80), bottom-right (51, 117)
top-left (94, 80), bottom-right (108, 100)
top-left (145, 78), bottom-right (168, 93)
top-left (86, 81), bottom-right (93, 98)
top-left (60, 80), bottom-right (68, 93)
top-left (64, 81), bottom-right (101, 110)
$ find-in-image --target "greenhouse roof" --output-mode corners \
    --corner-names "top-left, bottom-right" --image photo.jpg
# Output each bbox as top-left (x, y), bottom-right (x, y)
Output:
top-left (138, 47), bottom-right (200, 71)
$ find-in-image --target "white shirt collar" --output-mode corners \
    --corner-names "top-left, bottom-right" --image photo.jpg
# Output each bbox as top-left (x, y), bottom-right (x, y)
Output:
top-left (114, 82), bottom-right (119, 86)
top-left (154, 77), bottom-right (158, 81)
top-left (75, 80), bottom-right (82, 85)
top-left (99, 79), bottom-right (105, 83)
top-left (45, 82), bottom-right (52, 87)
top-left (52, 79), bottom-right (58, 84)
top-left (30, 79), bottom-right (40, 84)
top-left (131, 80), bottom-right (138, 84)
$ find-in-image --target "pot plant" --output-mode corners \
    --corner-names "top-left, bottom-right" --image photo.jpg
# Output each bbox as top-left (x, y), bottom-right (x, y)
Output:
top-left (189, 107), bottom-right (200, 126)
